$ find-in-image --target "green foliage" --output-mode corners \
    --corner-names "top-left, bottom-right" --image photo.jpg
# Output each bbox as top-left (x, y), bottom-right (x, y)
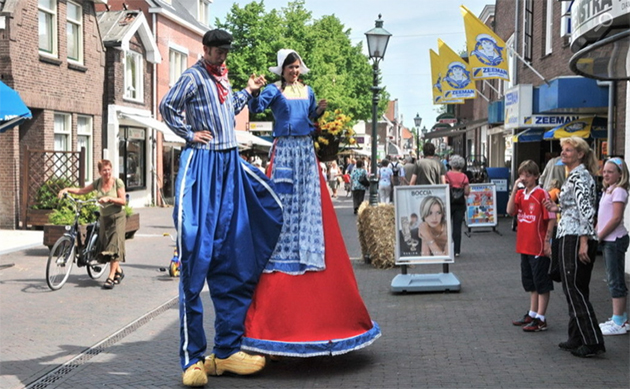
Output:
top-left (48, 192), bottom-right (99, 226)
top-left (32, 178), bottom-right (74, 210)
top-left (215, 0), bottom-right (388, 123)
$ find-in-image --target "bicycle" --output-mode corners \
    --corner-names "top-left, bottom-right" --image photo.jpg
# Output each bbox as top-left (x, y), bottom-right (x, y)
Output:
top-left (46, 194), bottom-right (107, 290)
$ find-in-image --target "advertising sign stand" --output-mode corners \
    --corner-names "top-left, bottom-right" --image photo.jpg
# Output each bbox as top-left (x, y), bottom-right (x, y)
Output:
top-left (390, 185), bottom-right (461, 293)
top-left (464, 183), bottom-right (502, 237)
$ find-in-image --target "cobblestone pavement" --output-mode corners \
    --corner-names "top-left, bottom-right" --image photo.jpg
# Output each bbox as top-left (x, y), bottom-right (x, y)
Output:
top-left (1, 194), bottom-right (628, 389)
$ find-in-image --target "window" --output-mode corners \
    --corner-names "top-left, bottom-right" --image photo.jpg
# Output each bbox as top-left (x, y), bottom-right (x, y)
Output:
top-left (124, 51), bottom-right (144, 101)
top-left (169, 48), bottom-right (188, 85)
top-left (523, 0), bottom-right (533, 62)
top-left (198, 0), bottom-right (210, 25)
top-left (38, 0), bottom-right (58, 56)
top-left (54, 113), bottom-right (71, 152)
top-left (119, 127), bottom-right (146, 190)
top-left (77, 115), bottom-right (93, 182)
top-left (502, 35), bottom-right (517, 94)
top-left (544, 0), bottom-right (553, 56)
top-left (67, 1), bottom-right (83, 62)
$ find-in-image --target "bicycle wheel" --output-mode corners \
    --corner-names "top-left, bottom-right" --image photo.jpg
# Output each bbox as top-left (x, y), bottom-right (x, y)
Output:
top-left (46, 236), bottom-right (75, 290)
top-left (86, 233), bottom-right (106, 279)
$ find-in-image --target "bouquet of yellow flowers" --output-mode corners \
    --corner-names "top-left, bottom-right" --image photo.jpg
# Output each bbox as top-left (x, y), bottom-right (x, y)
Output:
top-left (313, 109), bottom-right (356, 161)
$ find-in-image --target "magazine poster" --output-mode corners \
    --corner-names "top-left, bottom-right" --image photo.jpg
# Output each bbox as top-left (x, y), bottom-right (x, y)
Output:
top-left (465, 183), bottom-right (498, 228)
top-left (394, 185), bottom-right (454, 265)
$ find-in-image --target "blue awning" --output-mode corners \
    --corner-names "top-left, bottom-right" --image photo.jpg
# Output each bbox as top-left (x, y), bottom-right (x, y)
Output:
top-left (0, 81), bottom-right (32, 133)
top-left (512, 128), bottom-right (545, 143)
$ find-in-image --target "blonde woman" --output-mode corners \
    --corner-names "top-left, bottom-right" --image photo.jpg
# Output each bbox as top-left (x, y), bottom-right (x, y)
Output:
top-left (543, 136), bottom-right (604, 357)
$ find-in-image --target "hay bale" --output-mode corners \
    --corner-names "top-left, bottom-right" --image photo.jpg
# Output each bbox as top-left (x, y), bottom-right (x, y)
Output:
top-left (356, 202), bottom-right (396, 269)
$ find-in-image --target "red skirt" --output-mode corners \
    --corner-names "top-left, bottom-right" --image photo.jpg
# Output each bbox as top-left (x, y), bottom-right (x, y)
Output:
top-left (241, 168), bottom-right (381, 356)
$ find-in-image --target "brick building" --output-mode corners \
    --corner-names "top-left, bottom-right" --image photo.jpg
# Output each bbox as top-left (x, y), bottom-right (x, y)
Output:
top-left (98, 0), bottom-right (210, 206)
top-left (0, 0), bottom-right (106, 228)
top-left (97, 9), bottom-right (161, 208)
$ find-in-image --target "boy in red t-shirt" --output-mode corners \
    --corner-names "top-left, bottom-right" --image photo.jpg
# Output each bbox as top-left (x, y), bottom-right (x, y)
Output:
top-left (507, 160), bottom-right (556, 332)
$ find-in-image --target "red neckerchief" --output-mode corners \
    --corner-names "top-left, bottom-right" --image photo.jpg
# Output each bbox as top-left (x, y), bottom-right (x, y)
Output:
top-left (203, 61), bottom-right (229, 104)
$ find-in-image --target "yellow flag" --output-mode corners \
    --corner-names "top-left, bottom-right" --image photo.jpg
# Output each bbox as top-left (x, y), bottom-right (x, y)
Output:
top-left (430, 49), bottom-right (464, 105)
top-left (461, 4), bottom-right (509, 81)
top-left (438, 39), bottom-right (476, 100)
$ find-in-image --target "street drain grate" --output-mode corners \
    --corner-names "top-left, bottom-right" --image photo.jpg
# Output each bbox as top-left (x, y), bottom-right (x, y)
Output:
top-left (26, 296), bottom-right (177, 389)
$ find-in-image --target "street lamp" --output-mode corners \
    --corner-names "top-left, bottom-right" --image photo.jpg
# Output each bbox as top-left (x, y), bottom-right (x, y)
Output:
top-left (365, 14), bottom-right (392, 206)
top-left (413, 114), bottom-right (422, 158)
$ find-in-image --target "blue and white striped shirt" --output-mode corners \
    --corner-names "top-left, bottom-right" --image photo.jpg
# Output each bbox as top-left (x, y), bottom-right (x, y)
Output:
top-left (159, 60), bottom-right (251, 150)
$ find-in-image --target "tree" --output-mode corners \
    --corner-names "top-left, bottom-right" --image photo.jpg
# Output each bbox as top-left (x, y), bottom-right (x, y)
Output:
top-left (214, 0), bottom-right (389, 123)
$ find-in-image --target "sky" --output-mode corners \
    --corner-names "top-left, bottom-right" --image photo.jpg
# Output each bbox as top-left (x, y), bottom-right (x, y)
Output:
top-left (210, 0), bottom-right (494, 131)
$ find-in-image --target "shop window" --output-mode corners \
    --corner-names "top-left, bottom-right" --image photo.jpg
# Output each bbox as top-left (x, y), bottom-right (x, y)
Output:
top-left (38, 0), bottom-right (58, 56)
top-left (67, 1), bottom-right (83, 63)
top-left (77, 115), bottom-right (93, 182)
top-left (124, 51), bottom-right (144, 101)
top-left (119, 127), bottom-right (146, 190)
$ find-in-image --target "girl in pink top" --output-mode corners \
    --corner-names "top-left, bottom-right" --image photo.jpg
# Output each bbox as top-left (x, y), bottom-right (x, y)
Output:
top-left (597, 157), bottom-right (630, 335)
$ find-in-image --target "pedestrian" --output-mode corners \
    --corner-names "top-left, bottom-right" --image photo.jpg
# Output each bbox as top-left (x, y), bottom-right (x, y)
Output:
top-left (244, 48), bottom-right (381, 358)
top-left (445, 154), bottom-right (470, 257)
top-left (378, 159), bottom-right (393, 204)
top-left (159, 29), bottom-right (284, 387)
top-left (328, 160), bottom-right (342, 198)
top-left (506, 160), bottom-right (555, 332)
top-left (350, 159), bottom-right (369, 214)
top-left (543, 136), bottom-right (605, 358)
top-left (596, 157), bottom-right (629, 335)
top-left (402, 155), bottom-right (415, 185)
top-left (58, 159), bottom-right (127, 290)
top-left (410, 143), bottom-right (446, 185)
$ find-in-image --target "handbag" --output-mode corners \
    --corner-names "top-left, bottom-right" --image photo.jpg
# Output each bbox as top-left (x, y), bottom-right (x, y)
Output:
top-left (359, 172), bottom-right (370, 188)
top-left (448, 173), bottom-right (466, 205)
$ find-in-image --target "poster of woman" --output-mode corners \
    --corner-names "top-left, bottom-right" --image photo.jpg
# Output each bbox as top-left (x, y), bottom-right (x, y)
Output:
top-left (394, 185), bottom-right (453, 265)
top-left (465, 183), bottom-right (498, 228)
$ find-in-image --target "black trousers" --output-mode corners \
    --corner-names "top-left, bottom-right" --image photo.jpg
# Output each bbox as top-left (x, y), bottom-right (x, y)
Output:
top-left (558, 235), bottom-right (604, 347)
top-left (451, 203), bottom-right (466, 255)
top-left (352, 189), bottom-right (366, 213)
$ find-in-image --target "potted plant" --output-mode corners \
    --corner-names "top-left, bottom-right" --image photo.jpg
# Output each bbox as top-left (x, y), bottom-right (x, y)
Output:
top-left (43, 192), bottom-right (140, 248)
top-left (28, 178), bottom-right (74, 227)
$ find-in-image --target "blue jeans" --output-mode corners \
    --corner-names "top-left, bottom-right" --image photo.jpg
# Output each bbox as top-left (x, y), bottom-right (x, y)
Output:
top-left (600, 235), bottom-right (629, 298)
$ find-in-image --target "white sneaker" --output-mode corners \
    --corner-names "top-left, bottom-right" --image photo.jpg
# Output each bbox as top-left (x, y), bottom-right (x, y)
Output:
top-left (601, 322), bottom-right (629, 336)
top-left (599, 318), bottom-right (615, 328)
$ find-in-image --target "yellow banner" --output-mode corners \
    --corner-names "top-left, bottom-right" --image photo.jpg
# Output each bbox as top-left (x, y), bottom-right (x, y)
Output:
top-left (461, 5), bottom-right (509, 81)
top-left (438, 39), bottom-right (476, 100)
top-left (430, 50), bottom-right (464, 105)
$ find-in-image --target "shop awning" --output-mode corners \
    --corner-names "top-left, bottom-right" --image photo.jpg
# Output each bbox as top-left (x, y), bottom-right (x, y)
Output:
top-left (0, 81), bottom-right (32, 133)
top-left (512, 128), bottom-right (545, 143)
top-left (235, 130), bottom-right (273, 149)
top-left (543, 116), bottom-right (607, 140)
top-left (119, 113), bottom-right (183, 143)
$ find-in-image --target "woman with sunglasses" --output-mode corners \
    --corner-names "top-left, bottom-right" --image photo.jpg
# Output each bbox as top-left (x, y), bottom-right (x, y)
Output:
top-left (596, 157), bottom-right (629, 336)
top-left (543, 137), bottom-right (605, 358)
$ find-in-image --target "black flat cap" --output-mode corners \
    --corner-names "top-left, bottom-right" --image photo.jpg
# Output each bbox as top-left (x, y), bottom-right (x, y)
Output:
top-left (202, 29), bottom-right (233, 49)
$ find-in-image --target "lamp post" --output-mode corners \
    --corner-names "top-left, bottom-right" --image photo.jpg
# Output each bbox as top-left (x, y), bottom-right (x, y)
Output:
top-left (365, 14), bottom-right (392, 206)
top-left (413, 114), bottom-right (422, 158)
